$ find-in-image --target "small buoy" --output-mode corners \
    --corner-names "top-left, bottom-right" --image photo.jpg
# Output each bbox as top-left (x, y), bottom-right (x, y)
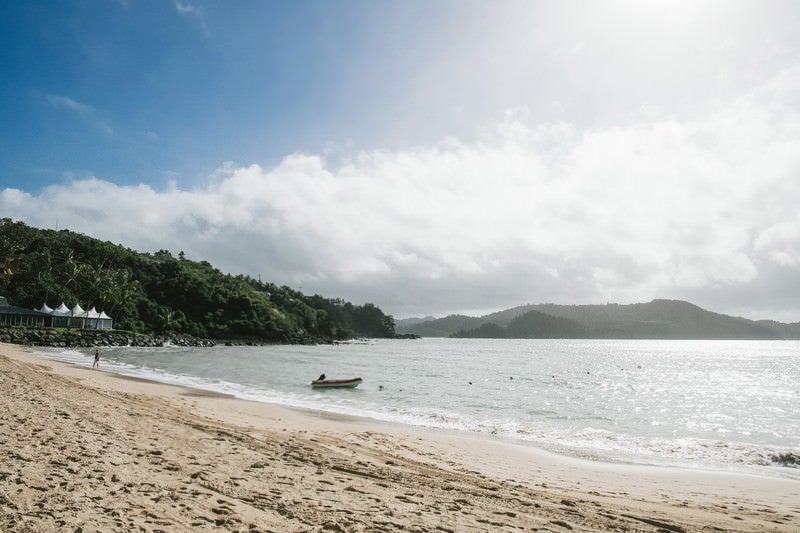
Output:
top-left (468, 381), bottom-right (473, 385)
top-left (378, 385), bottom-right (384, 391)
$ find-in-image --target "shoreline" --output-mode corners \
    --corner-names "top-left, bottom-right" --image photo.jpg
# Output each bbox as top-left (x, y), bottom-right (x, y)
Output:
top-left (29, 343), bottom-right (799, 483)
top-left (2, 342), bottom-right (799, 531)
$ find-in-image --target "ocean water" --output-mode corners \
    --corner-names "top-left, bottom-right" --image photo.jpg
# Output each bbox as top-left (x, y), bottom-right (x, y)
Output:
top-left (32, 338), bottom-right (800, 479)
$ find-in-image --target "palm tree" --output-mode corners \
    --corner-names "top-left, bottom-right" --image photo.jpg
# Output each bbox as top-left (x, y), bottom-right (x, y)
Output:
top-left (107, 271), bottom-right (140, 323)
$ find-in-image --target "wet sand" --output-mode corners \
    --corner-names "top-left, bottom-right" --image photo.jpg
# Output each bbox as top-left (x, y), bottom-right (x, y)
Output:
top-left (1, 342), bottom-right (798, 532)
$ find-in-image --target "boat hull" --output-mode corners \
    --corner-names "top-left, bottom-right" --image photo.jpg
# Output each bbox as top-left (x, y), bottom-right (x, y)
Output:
top-left (311, 377), bottom-right (363, 389)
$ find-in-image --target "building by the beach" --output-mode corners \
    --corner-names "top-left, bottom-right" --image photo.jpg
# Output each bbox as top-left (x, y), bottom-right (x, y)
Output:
top-left (0, 296), bottom-right (48, 327)
top-left (0, 296), bottom-right (113, 329)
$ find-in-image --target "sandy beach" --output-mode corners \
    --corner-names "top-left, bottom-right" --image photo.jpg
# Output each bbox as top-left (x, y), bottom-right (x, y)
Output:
top-left (1, 342), bottom-right (798, 532)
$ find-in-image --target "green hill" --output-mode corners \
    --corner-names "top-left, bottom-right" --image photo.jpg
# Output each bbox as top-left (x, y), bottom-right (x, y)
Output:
top-left (451, 322), bottom-right (508, 339)
top-left (505, 310), bottom-right (590, 338)
top-left (452, 310), bottom-right (589, 339)
top-left (400, 314), bottom-right (484, 337)
top-left (400, 299), bottom-right (800, 340)
top-left (523, 300), bottom-right (780, 339)
top-left (0, 219), bottom-right (395, 342)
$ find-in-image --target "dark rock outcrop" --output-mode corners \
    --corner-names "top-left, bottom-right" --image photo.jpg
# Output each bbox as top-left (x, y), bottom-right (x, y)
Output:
top-left (0, 327), bottom-right (215, 348)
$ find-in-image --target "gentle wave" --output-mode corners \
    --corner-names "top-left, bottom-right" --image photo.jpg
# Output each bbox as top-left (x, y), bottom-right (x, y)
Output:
top-left (32, 339), bottom-right (800, 480)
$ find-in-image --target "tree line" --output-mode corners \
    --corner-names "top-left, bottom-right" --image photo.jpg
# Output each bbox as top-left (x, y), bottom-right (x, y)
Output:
top-left (0, 219), bottom-right (396, 342)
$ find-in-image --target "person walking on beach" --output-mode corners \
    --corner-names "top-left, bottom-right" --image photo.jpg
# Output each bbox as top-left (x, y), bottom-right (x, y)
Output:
top-left (93, 349), bottom-right (100, 369)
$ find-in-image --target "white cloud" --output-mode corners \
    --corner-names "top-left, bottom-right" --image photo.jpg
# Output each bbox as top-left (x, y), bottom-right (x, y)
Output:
top-left (42, 93), bottom-right (114, 135)
top-left (45, 94), bottom-right (92, 113)
top-left (175, 1), bottom-right (208, 36)
top-left (5, 65), bottom-right (800, 320)
top-left (175, 1), bottom-right (201, 16)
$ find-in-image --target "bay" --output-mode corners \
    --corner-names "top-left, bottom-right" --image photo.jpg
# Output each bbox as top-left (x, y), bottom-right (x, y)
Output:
top-left (34, 338), bottom-right (800, 479)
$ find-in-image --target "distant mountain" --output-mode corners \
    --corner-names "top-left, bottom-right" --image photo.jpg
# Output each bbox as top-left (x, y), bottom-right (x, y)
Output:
top-left (398, 306), bottom-right (533, 337)
top-left (756, 320), bottom-right (800, 339)
top-left (452, 310), bottom-right (588, 339)
top-left (394, 316), bottom-right (436, 329)
top-left (398, 299), bottom-right (800, 340)
top-left (399, 314), bottom-right (484, 338)
top-left (451, 322), bottom-right (507, 339)
top-left (505, 310), bottom-right (590, 338)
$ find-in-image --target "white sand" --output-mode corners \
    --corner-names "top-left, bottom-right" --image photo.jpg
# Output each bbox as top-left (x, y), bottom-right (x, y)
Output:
top-left (2, 342), bottom-right (798, 532)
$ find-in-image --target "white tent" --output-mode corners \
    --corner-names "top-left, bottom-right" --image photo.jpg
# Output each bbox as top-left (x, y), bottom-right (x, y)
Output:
top-left (79, 306), bottom-right (103, 329)
top-left (35, 302), bottom-right (113, 330)
top-left (96, 309), bottom-right (113, 330)
top-left (50, 302), bottom-right (71, 327)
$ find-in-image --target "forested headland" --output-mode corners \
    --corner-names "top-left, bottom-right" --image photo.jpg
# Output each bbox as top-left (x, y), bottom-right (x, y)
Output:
top-left (0, 219), bottom-right (396, 343)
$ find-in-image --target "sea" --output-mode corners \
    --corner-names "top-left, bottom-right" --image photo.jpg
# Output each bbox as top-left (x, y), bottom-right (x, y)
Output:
top-left (31, 338), bottom-right (800, 480)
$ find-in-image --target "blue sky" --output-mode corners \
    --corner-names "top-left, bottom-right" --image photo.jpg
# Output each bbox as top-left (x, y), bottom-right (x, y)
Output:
top-left (3, 1), bottom-right (800, 320)
top-left (2, 1), bottom-right (439, 190)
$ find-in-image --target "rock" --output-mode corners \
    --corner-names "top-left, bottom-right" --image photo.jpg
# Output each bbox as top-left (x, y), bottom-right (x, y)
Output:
top-left (0, 327), bottom-right (216, 348)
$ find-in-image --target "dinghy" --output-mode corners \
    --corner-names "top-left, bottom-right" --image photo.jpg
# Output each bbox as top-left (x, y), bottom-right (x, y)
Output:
top-left (311, 377), bottom-right (363, 389)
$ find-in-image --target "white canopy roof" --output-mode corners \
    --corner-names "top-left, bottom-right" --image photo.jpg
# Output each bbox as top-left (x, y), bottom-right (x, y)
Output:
top-left (35, 302), bottom-right (112, 322)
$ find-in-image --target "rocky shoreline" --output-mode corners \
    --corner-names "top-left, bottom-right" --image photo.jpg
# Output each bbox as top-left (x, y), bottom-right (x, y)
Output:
top-left (0, 326), bottom-right (419, 349)
top-left (0, 326), bottom-right (216, 348)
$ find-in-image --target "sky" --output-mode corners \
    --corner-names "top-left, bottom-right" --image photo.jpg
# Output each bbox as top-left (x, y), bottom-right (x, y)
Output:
top-left (2, 1), bottom-right (800, 321)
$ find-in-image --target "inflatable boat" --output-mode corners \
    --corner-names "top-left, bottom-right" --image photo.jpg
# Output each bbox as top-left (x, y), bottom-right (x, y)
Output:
top-left (310, 377), bottom-right (363, 389)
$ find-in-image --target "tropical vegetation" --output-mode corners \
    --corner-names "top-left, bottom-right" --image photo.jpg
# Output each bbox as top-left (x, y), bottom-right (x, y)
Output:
top-left (0, 219), bottom-right (396, 342)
